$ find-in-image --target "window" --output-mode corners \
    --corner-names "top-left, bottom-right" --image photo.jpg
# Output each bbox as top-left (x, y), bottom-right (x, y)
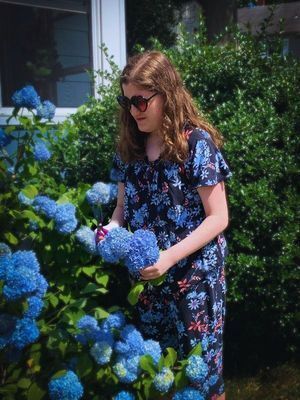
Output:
top-left (0, 0), bottom-right (126, 124)
top-left (0, 0), bottom-right (92, 108)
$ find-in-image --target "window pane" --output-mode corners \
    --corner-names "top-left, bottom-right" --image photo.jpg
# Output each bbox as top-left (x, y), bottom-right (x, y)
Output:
top-left (0, 1), bottom-right (92, 107)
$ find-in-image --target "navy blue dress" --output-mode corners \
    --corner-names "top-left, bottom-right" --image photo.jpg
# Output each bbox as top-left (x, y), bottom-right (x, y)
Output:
top-left (112, 127), bottom-right (232, 398)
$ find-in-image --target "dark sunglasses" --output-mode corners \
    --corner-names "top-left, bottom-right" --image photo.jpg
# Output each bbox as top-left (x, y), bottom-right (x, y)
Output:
top-left (117, 93), bottom-right (158, 112)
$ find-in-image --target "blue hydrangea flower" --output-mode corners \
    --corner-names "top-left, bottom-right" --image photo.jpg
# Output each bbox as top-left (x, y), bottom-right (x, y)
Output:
top-left (90, 341), bottom-right (113, 365)
top-left (98, 227), bottom-right (132, 263)
top-left (12, 250), bottom-right (40, 272)
top-left (0, 242), bottom-right (11, 258)
top-left (36, 100), bottom-right (56, 120)
top-left (9, 318), bottom-right (40, 349)
top-left (101, 311), bottom-right (125, 332)
top-left (34, 142), bottom-right (51, 161)
top-left (0, 128), bottom-right (12, 147)
top-left (54, 203), bottom-right (77, 235)
top-left (33, 195), bottom-right (57, 219)
top-left (75, 315), bottom-right (101, 345)
top-left (3, 265), bottom-right (40, 300)
top-left (153, 367), bottom-right (174, 393)
top-left (124, 229), bottom-right (160, 274)
top-left (24, 296), bottom-right (44, 318)
top-left (11, 85), bottom-right (41, 109)
top-left (35, 274), bottom-right (49, 298)
top-left (113, 391), bottom-right (135, 400)
top-left (86, 182), bottom-right (117, 206)
top-left (75, 226), bottom-right (97, 255)
top-left (185, 355), bottom-right (209, 384)
top-left (48, 370), bottom-right (84, 400)
top-left (113, 355), bottom-right (140, 383)
top-left (18, 192), bottom-right (34, 206)
top-left (115, 324), bottom-right (145, 356)
top-left (144, 339), bottom-right (162, 365)
top-left (0, 314), bottom-right (17, 350)
top-left (172, 387), bottom-right (205, 400)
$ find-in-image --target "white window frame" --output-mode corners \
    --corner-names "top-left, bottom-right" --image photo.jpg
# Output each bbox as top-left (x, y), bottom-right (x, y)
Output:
top-left (0, 0), bottom-right (126, 124)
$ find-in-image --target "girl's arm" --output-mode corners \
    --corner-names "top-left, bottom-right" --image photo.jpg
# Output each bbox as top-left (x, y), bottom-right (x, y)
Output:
top-left (103, 182), bottom-right (125, 230)
top-left (140, 181), bottom-right (229, 280)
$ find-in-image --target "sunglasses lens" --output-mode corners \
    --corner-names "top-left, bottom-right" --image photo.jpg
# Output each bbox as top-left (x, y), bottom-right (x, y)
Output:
top-left (132, 96), bottom-right (147, 112)
top-left (117, 96), bottom-right (130, 110)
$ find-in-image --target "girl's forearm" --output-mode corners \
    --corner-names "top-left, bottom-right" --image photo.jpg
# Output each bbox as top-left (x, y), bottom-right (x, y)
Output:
top-left (166, 215), bottom-right (228, 266)
top-left (105, 205), bottom-right (124, 229)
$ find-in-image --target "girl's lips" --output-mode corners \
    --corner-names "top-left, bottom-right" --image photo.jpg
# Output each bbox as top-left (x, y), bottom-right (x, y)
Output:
top-left (136, 117), bottom-right (146, 122)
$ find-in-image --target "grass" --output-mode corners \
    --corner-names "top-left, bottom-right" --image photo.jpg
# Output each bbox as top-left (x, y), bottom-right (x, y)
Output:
top-left (225, 362), bottom-right (300, 400)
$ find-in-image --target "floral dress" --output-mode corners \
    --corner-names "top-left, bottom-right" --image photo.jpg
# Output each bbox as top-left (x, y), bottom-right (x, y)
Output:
top-left (112, 127), bottom-right (232, 399)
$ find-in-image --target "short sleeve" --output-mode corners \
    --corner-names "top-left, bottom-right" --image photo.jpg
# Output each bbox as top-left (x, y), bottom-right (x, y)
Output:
top-left (186, 129), bottom-right (232, 188)
top-left (110, 153), bottom-right (126, 183)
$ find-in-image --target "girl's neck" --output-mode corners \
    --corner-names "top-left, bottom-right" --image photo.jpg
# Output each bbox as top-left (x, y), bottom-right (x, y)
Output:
top-left (146, 132), bottom-right (163, 162)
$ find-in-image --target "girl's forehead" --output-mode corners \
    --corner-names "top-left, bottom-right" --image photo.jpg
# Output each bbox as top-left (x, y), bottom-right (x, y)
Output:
top-left (122, 83), bottom-right (153, 96)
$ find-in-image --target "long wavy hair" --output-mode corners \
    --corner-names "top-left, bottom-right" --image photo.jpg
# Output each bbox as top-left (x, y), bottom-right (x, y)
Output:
top-left (117, 51), bottom-right (224, 163)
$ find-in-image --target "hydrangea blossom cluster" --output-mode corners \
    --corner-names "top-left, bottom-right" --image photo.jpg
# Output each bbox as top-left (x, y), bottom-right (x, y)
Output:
top-left (48, 370), bottom-right (83, 400)
top-left (75, 226), bottom-right (97, 255)
top-left (113, 391), bottom-right (135, 400)
top-left (185, 355), bottom-right (209, 384)
top-left (172, 387), bottom-right (205, 400)
top-left (31, 195), bottom-right (78, 234)
top-left (86, 182), bottom-right (118, 206)
top-left (36, 100), bottom-right (56, 120)
top-left (11, 85), bottom-right (41, 109)
top-left (75, 313), bottom-right (162, 386)
top-left (18, 192), bottom-right (34, 206)
top-left (153, 367), bottom-right (175, 393)
top-left (11, 85), bottom-right (56, 120)
top-left (0, 128), bottom-right (12, 147)
top-left (0, 245), bottom-right (48, 351)
top-left (34, 142), bottom-right (51, 161)
top-left (98, 227), bottom-right (160, 275)
top-left (54, 203), bottom-right (77, 235)
top-left (98, 227), bottom-right (133, 263)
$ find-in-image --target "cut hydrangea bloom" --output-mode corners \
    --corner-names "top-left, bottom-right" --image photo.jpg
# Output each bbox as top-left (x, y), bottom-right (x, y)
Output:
top-left (75, 226), bottom-right (97, 255)
top-left (124, 229), bottom-right (160, 274)
top-left (48, 370), bottom-right (84, 400)
top-left (86, 182), bottom-right (117, 206)
top-left (98, 227), bottom-right (132, 263)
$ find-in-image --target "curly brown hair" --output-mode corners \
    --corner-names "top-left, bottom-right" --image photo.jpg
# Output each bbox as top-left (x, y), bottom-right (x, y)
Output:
top-left (117, 51), bottom-right (224, 163)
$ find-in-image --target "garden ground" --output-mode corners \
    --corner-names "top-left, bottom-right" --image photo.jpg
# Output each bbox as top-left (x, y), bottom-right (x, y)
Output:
top-left (226, 362), bottom-right (300, 399)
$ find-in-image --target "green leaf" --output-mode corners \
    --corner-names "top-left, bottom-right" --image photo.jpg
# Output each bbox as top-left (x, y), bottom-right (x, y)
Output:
top-left (93, 307), bottom-right (109, 319)
top-left (164, 347), bottom-right (177, 368)
top-left (127, 282), bottom-right (145, 305)
top-left (21, 185), bottom-right (38, 199)
top-left (151, 274), bottom-right (166, 286)
top-left (48, 293), bottom-right (59, 308)
top-left (27, 383), bottom-right (46, 400)
top-left (82, 266), bottom-right (96, 277)
top-left (139, 355), bottom-right (157, 377)
top-left (80, 282), bottom-right (107, 294)
top-left (28, 163), bottom-right (38, 176)
top-left (95, 273), bottom-right (109, 287)
top-left (17, 378), bottom-right (31, 389)
top-left (4, 232), bottom-right (18, 245)
top-left (77, 353), bottom-right (93, 378)
top-left (187, 342), bottom-right (202, 357)
top-left (174, 370), bottom-right (188, 389)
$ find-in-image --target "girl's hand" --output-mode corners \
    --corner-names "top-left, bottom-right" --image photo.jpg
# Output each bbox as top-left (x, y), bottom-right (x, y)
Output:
top-left (139, 251), bottom-right (174, 280)
top-left (94, 221), bottom-right (120, 242)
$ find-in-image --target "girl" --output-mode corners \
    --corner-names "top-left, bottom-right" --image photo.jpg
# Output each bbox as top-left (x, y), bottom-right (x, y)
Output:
top-left (102, 51), bottom-right (231, 400)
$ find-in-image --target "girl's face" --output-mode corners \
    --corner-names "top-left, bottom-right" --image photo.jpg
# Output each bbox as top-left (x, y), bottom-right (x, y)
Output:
top-left (122, 83), bottom-right (164, 135)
